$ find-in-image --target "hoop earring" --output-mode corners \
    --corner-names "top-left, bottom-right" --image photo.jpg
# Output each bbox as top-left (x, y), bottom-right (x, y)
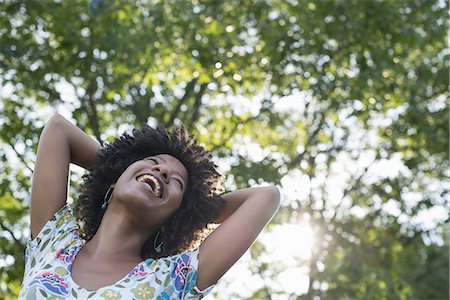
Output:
top-left (154, 229), bottom-right (164, 254)
top-left (101, 186), bottom-right (114, 210)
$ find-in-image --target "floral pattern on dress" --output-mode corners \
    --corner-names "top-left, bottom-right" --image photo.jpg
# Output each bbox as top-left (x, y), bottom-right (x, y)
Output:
top-left (29, 272), bottom-right (69, 297)
top-left (183, 268), bottom-right (198, 297)
top-left (128, 263), bottom-right (149, 278)
top-left (100, 289), bottom-right (122, 299)
top-left (131, 282), bottom-right (156, 299)
top-left (156, 291), bottom-right (171, 300)
top-left (55, 245), bottom-right (79, 271)
top-left (56, 211), bottom-right (71, 228)
top-left (19, 204), bottom-right (214, 300)
top-left (171, 253), bottom-right (193, 295)
top-left (25, 246), bottom-right (30, 265)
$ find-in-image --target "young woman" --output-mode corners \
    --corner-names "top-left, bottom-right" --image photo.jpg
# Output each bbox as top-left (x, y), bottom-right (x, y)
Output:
top-left (20, 114), bottom-right (280, 299)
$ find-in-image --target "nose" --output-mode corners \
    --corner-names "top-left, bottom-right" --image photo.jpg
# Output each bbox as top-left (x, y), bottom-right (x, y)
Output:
top-left (152, 164), bottom-right (170, 182)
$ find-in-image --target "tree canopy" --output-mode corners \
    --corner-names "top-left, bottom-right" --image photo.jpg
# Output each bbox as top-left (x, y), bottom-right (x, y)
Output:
top-left (0, 0), bottom-right (448, 299)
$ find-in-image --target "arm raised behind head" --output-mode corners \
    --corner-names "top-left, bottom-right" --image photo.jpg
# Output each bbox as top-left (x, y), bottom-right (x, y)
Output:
top-left (198, 185), bottom-right (280, 290)
top-left (30, 113), bottom-right (102, 239)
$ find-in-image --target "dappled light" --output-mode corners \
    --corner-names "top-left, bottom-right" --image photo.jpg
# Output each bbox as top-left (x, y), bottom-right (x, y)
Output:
top-left (0, 0), bottom-right (448, 299)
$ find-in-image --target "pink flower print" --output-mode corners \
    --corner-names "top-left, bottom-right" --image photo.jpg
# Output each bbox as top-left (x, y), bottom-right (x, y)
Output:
top-left (128, 263), bottom-right (148, 278)
top-left (171, 253), bottom-right (193, 294)
top-left (55, 245), bottom-right (79, 271)
top-left (29, 272), bottom-right (69, 297)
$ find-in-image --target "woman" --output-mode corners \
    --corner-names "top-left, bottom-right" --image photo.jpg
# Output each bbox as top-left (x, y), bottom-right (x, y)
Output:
top-left (20, 114), bottom-right (280, 299)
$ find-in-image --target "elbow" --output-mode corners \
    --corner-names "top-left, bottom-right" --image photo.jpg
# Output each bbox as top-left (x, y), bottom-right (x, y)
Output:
top-left (46, 113), bottom-right (65, 128)
top-left (272, 185), bottom-right (281, 208)
top-left (263, 185), bottom-right (281, 219)
top-left (264, 185), bottom-right (281, 210)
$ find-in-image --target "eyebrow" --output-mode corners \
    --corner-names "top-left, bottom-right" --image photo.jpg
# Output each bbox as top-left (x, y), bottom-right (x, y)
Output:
top-left (154, 156), bottom-right (187, 188)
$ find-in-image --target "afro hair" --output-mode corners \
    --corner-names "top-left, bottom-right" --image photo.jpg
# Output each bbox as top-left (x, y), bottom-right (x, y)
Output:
top-left (75, 123), bottom-right (224, 259)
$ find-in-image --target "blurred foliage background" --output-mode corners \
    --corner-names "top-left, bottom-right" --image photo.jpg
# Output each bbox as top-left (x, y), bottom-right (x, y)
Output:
top-left (0, 0), bottom-right (449, 299)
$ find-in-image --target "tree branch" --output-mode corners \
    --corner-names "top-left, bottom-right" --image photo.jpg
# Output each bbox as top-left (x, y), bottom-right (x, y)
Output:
top-left (130, 83), bottom-right (154, 125)
top-left (0, 221), bottom-right (22, 246)
top-left (327, 158), bottom-right (376, 224)
top-left (165, 78), bottom-right (198, 127)
top-left (208, 98), bottom-right (274, 152)
top-left (82, 79), bottom-right (103, 145)
top-left (186, 83), bottom-right (207, 130)
top-left (7, 141), bottom-right (34, 173)
top-left (209, 114), bottom-right (261, 153)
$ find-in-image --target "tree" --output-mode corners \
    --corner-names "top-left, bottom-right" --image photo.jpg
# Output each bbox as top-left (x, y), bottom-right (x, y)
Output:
top-left (0, 0), bottom-right (448, 299)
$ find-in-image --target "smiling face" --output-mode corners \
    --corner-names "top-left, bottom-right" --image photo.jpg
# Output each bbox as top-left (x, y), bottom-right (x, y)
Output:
top-left (111, 153), bottom-right (189, 227)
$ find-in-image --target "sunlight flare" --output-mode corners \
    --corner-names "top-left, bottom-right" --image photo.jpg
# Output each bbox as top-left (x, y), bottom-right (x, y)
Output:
top-left (260, 222), bottom-right (316, 263)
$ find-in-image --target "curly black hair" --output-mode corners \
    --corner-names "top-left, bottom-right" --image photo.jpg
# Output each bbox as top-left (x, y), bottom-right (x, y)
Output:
top-left (75, 123), bottom-right (224, 259)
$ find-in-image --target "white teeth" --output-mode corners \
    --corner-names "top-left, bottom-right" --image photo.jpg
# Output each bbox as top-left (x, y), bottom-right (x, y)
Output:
top-left (137, 174), bottom-right (161, 198)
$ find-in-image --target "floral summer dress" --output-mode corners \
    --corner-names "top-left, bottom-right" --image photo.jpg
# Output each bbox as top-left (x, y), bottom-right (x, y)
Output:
top-left (19, 205), bottom-right (214, 299)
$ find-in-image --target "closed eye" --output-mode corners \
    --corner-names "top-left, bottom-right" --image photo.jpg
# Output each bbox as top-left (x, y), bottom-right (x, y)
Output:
top-left (174, 178), bottom-right (183, 189)
top-left (143, 157), bottom-right (158, 164)
top-left (145, 157), bottom-right (185, 190)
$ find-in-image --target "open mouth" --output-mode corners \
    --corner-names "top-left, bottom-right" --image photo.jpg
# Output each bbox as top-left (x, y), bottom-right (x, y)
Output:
top-left (136, 173), bottom-right (164, 198)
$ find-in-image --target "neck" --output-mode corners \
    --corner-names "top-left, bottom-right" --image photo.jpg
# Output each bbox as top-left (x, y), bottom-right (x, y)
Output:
top-left (83, 204), bottom-right (158, 262)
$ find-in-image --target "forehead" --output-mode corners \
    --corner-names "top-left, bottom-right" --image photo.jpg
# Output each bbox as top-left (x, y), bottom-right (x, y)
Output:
top-left (154, 154), bottom-right (189, 179)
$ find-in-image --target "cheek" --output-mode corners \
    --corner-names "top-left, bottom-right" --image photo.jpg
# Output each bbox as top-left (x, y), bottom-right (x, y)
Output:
top-left (171, 189), bottom-right (184, 206)
top-left (115, 167), bottom-right (133, 185)
top-left (175, 191), bottom-right (184, 204)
